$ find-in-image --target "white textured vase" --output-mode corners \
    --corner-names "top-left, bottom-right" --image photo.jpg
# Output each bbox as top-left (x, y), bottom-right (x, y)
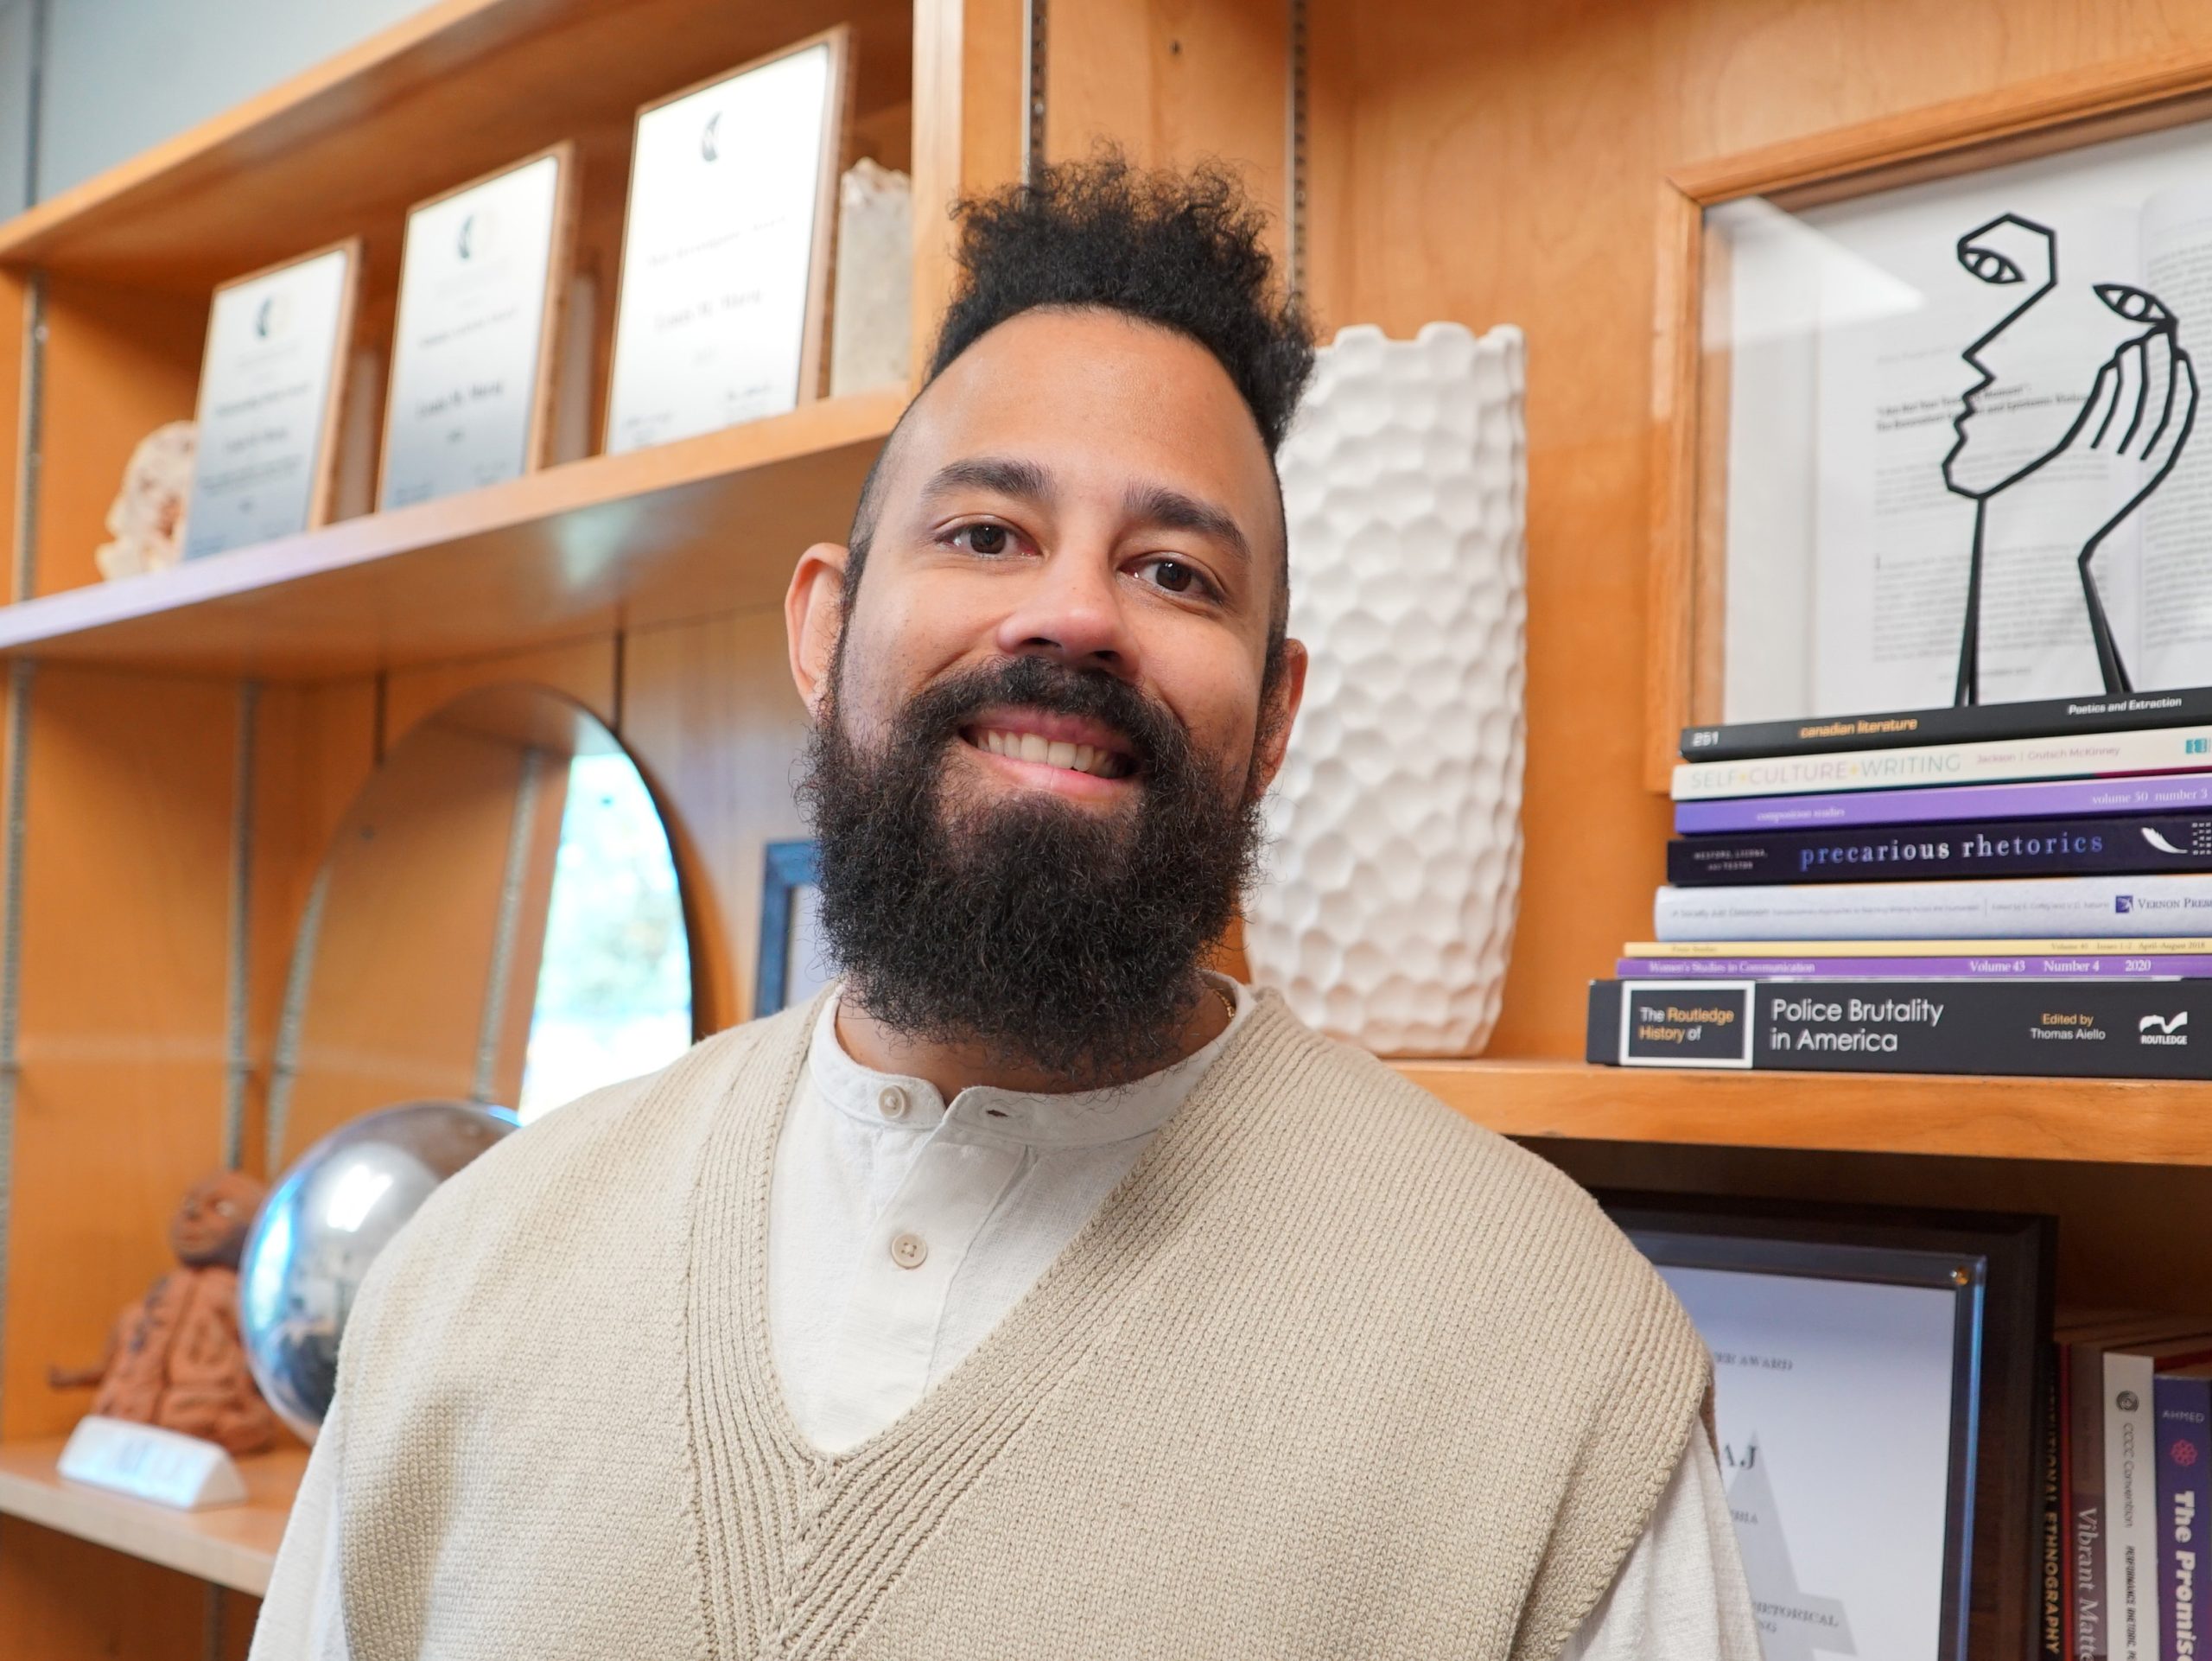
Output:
top-left (1247, 322), bottom-right (1528, 1055)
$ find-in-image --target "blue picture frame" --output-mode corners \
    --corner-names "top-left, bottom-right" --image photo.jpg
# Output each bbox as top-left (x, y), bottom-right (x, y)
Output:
top-left (754, 839), bottom-right (823, 1017)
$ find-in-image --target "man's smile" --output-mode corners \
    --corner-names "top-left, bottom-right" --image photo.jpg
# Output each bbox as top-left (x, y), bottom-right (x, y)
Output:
top-left (958, 704), bottom-right (1139, 799)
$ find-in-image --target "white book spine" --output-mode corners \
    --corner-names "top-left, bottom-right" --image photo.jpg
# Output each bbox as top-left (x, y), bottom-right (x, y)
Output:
top-left (1672, 726), bottom-right (2212, 802)
top-left (1653, 875), bottom-right (2212, 943)
top-left (2107, 1352), bottom-right (2161, 1661)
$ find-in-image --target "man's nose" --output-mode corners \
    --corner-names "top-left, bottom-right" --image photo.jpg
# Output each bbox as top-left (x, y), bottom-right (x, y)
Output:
top-left (992, 544), bottom-right (1140, 679)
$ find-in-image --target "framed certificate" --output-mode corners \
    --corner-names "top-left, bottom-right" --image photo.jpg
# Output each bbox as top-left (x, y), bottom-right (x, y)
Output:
top-left (378, 144), bottom-right (575, 510)
top-left (182, 240), bottom-right (359, 560)
top-left (1603, 1193), bottom-right (2051, 1661)
top-left (603, 28), bottom-right (851, 455)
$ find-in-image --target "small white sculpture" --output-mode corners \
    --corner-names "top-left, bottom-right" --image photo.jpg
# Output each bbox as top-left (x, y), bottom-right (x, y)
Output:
top-left (95, 421), bottom-right (197, 580)
top-left (1247, 323), bottom-right (1529, 1055)
top-left (830, 159), bottom-right (913, 397)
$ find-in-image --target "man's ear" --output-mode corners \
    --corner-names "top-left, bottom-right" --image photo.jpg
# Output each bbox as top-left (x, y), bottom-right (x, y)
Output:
top-left (1249, 638), bottom-right (1308, 795)
top-left (786, 542), bottom-right (850, 716)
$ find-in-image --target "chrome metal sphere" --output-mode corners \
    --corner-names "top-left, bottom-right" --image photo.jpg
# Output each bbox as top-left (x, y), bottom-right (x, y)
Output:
top-left (238, 1100), bottom-right (516, 1443)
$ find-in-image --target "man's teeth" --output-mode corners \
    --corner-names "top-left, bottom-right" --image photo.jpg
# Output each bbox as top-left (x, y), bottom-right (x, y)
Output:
top-left (973, 728), bottom-right (1124, 778)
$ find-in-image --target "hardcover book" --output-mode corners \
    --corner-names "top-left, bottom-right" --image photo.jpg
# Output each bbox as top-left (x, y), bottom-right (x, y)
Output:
top-left (1681, 688), bottom-right (2212, 763)
top-left (1653, 875), bottom-right (2212, 944)
top-left (2109, 1338), bottom-right (2212, 1661)
top-left (2156, 1367), bottom-right (2212, 1661)
top-left (1668, 816), bottom-right (2212, 887)
top-left (1673, 725), bottom-right (2212, 803)
top-left (1586, 979), bottom-right (2212, 1080)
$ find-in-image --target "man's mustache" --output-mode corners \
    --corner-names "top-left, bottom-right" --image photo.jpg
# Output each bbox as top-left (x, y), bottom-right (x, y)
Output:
top-left (897, 657), bottom-right (1187, 777)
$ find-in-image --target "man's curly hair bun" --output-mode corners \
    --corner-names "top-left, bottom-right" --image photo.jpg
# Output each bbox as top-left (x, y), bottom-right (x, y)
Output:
top-left (928, 153), bottom-right (1314, 455)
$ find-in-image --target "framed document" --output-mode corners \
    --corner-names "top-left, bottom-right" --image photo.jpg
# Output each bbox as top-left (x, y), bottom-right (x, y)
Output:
top-left (604, 28), bottom-right (850, 455)
top-left (1602, 1193), bottom-right (2051, 1661)
top-left (378, 144), bottom-right (575, 510)
top-left (1648, 58), bottom-right (2212, 782)
top-left (182, 240), bottom-right (359, 560)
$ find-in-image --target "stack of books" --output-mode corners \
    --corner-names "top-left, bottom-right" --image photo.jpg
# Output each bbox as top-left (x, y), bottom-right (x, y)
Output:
top-left (2050, 1315), bottom-right (2212, 1661)
top-left (1585, 690), bottom-right (2212, 1078)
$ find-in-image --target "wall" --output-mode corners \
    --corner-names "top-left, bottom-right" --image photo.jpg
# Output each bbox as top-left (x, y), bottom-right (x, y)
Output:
top-left (18, 0), bottom-right (423, 201)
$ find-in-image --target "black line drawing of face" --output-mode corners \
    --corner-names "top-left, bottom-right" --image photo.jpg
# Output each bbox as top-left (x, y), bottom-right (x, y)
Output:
top-left (1937, 212), bottom-right (2197, 703)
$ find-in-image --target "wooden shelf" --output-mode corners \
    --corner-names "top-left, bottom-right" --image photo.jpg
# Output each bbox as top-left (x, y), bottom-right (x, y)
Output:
top-left (0, 1438), bottom-right (305, 1595)
top-left (1399, 1059), bottom-right (2212, 1166)
top-left (0, 0), bottom-right (914, 291)
top-left (0, 387), bottom-right (903, 678)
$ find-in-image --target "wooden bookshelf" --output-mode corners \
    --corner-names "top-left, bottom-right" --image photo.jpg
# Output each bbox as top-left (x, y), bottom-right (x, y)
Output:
top-left (0, 387), bottom-right (902, 678)
top-left (0, 0), bottom-right (916, 292)
top-left (0, 1439), bottom-right (304, 1596)
top-left (1402, 1060), bottom-right (2212, 1167)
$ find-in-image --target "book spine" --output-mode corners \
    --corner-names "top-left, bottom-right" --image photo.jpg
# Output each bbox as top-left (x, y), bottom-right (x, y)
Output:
top-left (1668, 817), bottom-right (2212, 887)
top-left (2111, 1352), bottom-right (2161, 1661)
top-left (1654, 875), bottom-right (2212, 945)
top-left (1626, 937), bottom-right (2212, 958)
top-left (1675, 773), bottom-right (2212, 835)
top-left (1673, 726), bottom-right (2212, 803)
top-left (1616, 955), bottom-right (2212, 980)
top-left (2156, 1375), bottom-right (2210, 1661)
top-left (1587, 979), bottom-right (2212, 1079)
top-left (2081, 1343), bottom-right (2112, 1661)
top-left (1681, 688), bottom-right (2212, 762)
top-left (2044, 1356), bottom-right (2065, 1661)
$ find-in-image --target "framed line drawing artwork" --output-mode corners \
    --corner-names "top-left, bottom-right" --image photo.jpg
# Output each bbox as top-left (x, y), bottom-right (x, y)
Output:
top-left (1600, 1192), bottom-right (2052, 1661)
top-left (1646, 54), bottom-right (2212, 785)
top-left (755, 839), bottom-right (832, 1017)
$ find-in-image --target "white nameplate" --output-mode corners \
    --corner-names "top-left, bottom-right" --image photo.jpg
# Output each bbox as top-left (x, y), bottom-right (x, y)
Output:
top-left (604, 28), bottom-right (849, 454)
top-left (57, 1416), bottom-right (247, 1511)
top-left (184, 241), bottom-right (359, 559)
top-left (380, 147), bottom-right (573, 509)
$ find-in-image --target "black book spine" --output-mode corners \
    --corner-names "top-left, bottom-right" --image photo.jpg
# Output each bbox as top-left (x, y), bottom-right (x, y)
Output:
top-left (1679, 686), bottom-right (2212, 762)
top-left (1586, 978), bottom-right (2212, 1079)
top-left (1667, 814), bottom-right (2212, 886)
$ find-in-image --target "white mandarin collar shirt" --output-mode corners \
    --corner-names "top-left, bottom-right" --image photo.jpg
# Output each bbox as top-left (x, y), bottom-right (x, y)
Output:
top-left (766, 979), bottom-right (1253, 1455)
top-left (257, 974), bottom-right (1758, 1661)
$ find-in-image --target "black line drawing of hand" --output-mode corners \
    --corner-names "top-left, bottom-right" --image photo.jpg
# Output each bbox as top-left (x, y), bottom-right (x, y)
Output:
top-left (2058, 320), bottom-right (2197, 693)
top-left (1942, 213), bottom-right (2198, 703)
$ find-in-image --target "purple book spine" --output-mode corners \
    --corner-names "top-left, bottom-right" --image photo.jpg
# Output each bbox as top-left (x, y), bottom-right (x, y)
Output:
top-left (2157, 1374), bottom-right (2211, 1661)
top-left (1615, 955), bottom-right (2212, 979)
top-left (1675, 773), bottom-right (2212, 835)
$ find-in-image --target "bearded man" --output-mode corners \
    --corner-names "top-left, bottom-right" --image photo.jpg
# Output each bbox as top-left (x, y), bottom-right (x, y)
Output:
top-left (253, 158), bottom-right (1756, 1661)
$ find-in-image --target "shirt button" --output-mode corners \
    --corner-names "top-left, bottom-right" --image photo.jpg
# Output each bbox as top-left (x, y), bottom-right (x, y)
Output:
top-left (890, 1231), bottom-right (928, 1270)
top-left (876, 1085), bottom-right (909, 1121)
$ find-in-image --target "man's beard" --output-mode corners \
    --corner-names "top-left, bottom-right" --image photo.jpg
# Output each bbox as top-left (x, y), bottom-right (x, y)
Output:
top-left (801, 652), bottom-right (1266, 1087)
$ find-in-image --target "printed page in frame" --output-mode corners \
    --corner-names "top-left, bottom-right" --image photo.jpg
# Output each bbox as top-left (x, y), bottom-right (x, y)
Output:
top-left (379, 146), bottom-right (574, 510)
top-left (183, 241), bottom-right (359, 560)
top-left (1719, 118), bottom-right (2212, 722)
top-left (604, 29), bottom-right (849, 455)
top-left (1656, 1260), bottom-right (1961, 1661)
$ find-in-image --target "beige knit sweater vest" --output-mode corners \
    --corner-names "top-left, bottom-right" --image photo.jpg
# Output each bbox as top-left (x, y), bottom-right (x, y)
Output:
top-left (331, 990), bottom-right (1709, 1661)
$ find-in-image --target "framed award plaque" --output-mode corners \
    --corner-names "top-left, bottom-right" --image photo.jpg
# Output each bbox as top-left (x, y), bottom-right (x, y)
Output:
top-left (1649, 59), bottom-right (2212, 784)
top-left (603, 27), bottom-right (852, 455)
top-left (1602, 1193), bottom-right (2051, 1661)
top-left (378, 143), bottom-right (575, 510)
top-left (182, 240), bottom-right (359, 560)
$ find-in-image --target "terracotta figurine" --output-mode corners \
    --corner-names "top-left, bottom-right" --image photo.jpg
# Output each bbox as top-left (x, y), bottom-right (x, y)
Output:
top-left (48, 1168), bottom-right (281, 1456)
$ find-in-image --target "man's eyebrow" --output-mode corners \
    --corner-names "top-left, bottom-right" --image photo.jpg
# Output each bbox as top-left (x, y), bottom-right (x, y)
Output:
top-left (918, 455), bottom-right (1056, 507)
top-left (1124, 483), bottom-right (1252, 568)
